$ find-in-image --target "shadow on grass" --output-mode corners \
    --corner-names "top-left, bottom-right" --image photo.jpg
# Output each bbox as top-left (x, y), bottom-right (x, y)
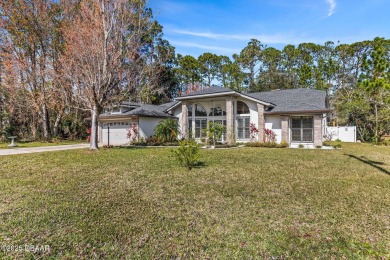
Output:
top-left (346, 154), bottom-right (390, 176)
top-left (192, 161), bottom-right (207, 169)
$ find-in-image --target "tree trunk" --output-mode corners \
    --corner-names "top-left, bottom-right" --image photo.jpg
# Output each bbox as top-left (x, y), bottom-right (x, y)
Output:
top-left (53, 112), bottom-right (62, 137)
top-left (90, 104), bottom-right (101, 150)
top-left (42, 104), bottom-right (51, 140)
top-left (374, 103), bottom-right (378, 141)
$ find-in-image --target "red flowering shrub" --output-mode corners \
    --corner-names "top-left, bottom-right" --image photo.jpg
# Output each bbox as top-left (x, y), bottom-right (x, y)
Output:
top-left (264, 128), bottom-right (276, 143)
top-left (127, 123), bottom-right (139, 143)
top-left (249, 123), bottom-right (259, 142)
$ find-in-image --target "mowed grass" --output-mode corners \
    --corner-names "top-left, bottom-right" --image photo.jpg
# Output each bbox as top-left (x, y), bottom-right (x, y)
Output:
top-left (0, 144), bottom-right (389, 259)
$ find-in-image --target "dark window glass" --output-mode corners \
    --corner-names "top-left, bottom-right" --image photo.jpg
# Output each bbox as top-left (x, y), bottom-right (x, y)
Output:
top-left (237, 101), bottom-right (250, 114)
top-left (209, 105), bottom-right (223, 116)
top-left (195, 105), bottom-right (207, 116)
top-left (188, 105), bottom-right (192, 117)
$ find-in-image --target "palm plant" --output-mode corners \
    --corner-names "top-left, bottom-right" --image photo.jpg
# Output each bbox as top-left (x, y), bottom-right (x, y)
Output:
top-left (154, 118), bottom-right (179, 144)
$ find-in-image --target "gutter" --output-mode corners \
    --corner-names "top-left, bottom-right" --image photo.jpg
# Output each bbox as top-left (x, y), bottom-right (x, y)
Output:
top-left (264, 109), bottom-right (332, 115)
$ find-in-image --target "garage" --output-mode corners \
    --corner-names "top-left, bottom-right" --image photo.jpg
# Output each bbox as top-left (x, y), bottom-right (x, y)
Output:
top-left (102, 121), bottom-right (132, 145)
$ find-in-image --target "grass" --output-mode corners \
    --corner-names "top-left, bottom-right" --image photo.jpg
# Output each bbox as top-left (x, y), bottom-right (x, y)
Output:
top-left (0, 143), bottom-right (389, 258)
top-left (0, 139), bottom-right (87, 149)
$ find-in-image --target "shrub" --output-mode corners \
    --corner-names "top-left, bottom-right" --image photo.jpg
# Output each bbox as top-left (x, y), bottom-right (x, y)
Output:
top-left (245, 141), bottom-right (288, 148)
top-left (249, 123), bottom-right (259, 142)
top-left (333, 143), bottom-right (342, 149)
top-left (264, 129), bottom-right (276, 142)
top-left (279, 140), bottom-right (289, 148)
top-left (173, 140), bottom-right (201, 170)
top-left (203, 122), bottom-right (225, 147)
top-left (298, 144), bottom-right (304, 148)
top-left (155, 118), bottom-right (179, 144)
top-left (126, 123), bottom-right (139, 143)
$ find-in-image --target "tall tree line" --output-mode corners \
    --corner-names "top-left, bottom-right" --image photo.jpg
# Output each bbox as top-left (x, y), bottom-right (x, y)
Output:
top-left (172, 38), bottom-right (390, 142)
top-left (0, 0), bottom-right (177, 148)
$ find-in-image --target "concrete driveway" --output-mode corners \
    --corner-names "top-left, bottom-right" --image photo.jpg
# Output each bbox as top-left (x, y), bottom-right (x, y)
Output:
top-left (0, 143), bottom-right (90, 156)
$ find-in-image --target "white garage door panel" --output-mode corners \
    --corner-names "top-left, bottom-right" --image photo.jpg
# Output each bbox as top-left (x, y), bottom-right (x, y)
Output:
top-left (102, 121), bottom-right (130, 145)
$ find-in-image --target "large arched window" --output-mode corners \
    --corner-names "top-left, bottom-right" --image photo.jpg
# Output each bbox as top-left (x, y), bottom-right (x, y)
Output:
top-left (188, 104), bottom-right (207, 139)
top-left (237, 101), bottom-right (250, 114)
top-left (209, 105), bottom-right (226, 116)
top-left (237, 101), bottom-right (250, 139)
top-left (195, 104), bottom-right (207, 116)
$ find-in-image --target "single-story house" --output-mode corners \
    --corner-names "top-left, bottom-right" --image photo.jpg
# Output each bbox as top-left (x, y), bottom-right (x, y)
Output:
top-left (98, 87), bottom-right (331, 147)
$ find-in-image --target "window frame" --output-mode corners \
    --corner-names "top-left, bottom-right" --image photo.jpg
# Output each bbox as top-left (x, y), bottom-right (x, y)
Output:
top-left (291, 116), bottom-right (314, 143)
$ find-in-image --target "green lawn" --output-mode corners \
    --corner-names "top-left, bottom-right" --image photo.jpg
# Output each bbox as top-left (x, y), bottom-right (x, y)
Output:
top-left (0, 140), bottom-right (87, 149)
top-left (0, 144), bottom-right (389, 258)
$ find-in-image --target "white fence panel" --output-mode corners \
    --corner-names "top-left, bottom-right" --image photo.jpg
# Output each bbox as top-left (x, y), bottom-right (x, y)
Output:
top-left (326, 126), bottom-right (356, 142)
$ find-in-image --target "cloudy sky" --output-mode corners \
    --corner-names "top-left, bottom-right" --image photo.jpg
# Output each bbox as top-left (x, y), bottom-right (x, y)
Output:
top-left (147, 0), bottom-right (390, 58)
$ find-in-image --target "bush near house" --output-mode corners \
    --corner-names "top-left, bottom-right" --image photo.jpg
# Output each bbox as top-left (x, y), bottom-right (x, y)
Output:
top-left (246, 140), bottom-right (288, 148)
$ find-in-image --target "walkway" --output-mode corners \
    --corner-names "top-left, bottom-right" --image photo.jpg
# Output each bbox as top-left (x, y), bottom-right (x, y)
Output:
top-left (0, 144), bottom-right (90, 156)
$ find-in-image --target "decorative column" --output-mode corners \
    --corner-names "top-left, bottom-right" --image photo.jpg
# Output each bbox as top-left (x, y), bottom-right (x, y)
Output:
top-left (226, 96), bottom-right (234, 144)
top-left (313, 115), bottom-right (323, 147)
top-left (181, 101), bottom-right (189, 139)
top-left (257, 104), bottom-right (265, 142)
top-left (281, 115), bottom-right (289, 144)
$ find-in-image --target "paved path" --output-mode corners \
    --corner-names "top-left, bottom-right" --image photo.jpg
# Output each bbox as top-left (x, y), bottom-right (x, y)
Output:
top-left (0, 144), bottom-right (90, 156)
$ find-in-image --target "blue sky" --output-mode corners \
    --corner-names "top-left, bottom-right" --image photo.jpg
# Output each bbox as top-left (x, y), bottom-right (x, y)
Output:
top-left (147, 0), bottom-right (390, 58)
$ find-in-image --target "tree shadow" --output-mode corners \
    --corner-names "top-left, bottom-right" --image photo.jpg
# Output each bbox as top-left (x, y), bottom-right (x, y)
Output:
top-left (346, 154), bottom-right (390, 176)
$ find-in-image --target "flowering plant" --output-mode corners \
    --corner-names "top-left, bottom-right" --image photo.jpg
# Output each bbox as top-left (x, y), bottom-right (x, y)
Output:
top-left (264, 128), bottom-right (276, 143)
top-left (249, 123), bottom-right (259, 142)
top-left (127, 123), bottom-right (139, 143)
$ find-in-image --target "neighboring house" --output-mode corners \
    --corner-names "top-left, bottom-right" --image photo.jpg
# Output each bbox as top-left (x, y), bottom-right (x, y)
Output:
top-left (98, 87), bottom-right (331, 147)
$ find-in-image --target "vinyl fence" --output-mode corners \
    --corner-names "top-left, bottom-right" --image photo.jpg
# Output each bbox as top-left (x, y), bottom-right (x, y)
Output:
top-left (326, 126), bottom-right (357, 142)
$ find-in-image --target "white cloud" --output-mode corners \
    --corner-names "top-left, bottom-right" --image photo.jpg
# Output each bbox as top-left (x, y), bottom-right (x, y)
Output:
top-left (326, 0), bottom-right (336, 16)
top-left (169, 29), bottom-right (315, 45)
top-left (169, 40), bottom-right (240, 54)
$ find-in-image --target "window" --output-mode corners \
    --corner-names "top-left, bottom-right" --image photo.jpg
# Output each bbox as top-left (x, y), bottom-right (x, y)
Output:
top-left (195, 119), bottom-right (207, 138)
top-left (237, 116), bottom-right (250, 139)
top-left (237, 101), bottom-right (250, 114)
top-left (188, 105), bottom-right (192, 117)
top-left (291, 116), bottom-right (313, 142)
top-left (209, 105), bottom-right (226, 116)
top-left (195, 104), bottom-right (207, 116)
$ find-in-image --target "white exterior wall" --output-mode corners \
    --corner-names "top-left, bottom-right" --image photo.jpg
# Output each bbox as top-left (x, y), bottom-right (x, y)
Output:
top-left (265, 115), bottom-right (282, 143)
top-left (139, 117), bottom-right (164, 139)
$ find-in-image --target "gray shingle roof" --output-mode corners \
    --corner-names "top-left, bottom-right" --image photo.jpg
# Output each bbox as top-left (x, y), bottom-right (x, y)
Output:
top-left (126, 104), bottom-right (174, 118)
top-left (179, 86), bottom-right (233, 97)
top-left (100, 101), bottom-right (177, 119)
top-left (247, 88), bottom-right (328, 113)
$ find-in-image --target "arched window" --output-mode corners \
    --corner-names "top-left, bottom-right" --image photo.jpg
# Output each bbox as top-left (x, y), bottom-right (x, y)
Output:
top-left (195, 104), bottom-right (207, 116)
top-left (209, 105), bottom-right (226, 116)
top-left (237, 101), bottom-right (250, 114)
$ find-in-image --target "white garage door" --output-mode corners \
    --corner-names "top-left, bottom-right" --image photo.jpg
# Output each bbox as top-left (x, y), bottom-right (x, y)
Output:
top-left (102, 121), bottom-right (131, 145)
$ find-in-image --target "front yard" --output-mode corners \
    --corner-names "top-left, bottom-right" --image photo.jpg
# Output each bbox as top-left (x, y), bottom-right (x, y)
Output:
top-left (0, 144), bottom-right (389, 258)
